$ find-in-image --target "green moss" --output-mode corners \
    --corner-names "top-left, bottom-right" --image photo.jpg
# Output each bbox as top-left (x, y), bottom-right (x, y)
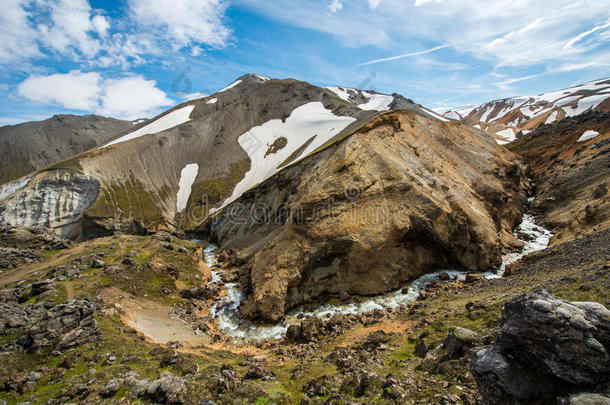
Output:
top-left (86, 176), bottom-right (170, 223)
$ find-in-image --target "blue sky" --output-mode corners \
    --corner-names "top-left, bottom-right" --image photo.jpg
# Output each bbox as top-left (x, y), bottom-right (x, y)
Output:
top-left (1, 0), bottom-right (609, 125)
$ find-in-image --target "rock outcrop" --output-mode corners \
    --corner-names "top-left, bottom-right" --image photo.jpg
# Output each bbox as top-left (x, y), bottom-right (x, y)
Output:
top-left (471, 290), bottom-right (610, 404)
top-left (20, 298), bottom-right (100, 352)
top-left (211, 110), bottom-right (528, 322)
top-left (0, 170), bottom-right (100, 239)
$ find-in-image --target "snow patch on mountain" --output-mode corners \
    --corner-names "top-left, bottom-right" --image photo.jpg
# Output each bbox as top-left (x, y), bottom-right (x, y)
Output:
top-left (213, 102), bottom-right (357, 212)
top-left (206, 98), bottom-right (217, 104)
top-left (326, 86), bottom-right (351, 101)
top-left (577, 130), bottom-right (600, 143)
top-left (218, 79), bottom-right (243, 93)
top-left (496, 128), bottom-right (516, 145)
top-left (102, 105), bottom-right (195, 148)
top-left (423, 108), bottom-right (450, 122)
top-left (176, 163), bottom-right (199, 212)
top-left (358, 92), bottom-right (394, 111)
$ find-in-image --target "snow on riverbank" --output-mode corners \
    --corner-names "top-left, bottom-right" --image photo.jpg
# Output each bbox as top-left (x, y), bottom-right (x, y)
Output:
top-left (202, 213), bottom-right (552, 341)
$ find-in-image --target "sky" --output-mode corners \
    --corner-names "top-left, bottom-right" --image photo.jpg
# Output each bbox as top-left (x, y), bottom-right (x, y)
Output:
top-left (1, 0), bottom-right (609, 125)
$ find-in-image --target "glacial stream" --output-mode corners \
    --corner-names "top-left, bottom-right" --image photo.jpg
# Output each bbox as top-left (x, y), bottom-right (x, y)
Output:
top-left (202, 214), bottom-right (552, 341)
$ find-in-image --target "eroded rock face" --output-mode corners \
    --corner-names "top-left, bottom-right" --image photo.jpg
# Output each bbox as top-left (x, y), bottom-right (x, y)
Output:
top-left (211, 111), bottom-right (528, 322)
top-left (0, 170), bottom-right (100, 240)
top-left (471, 290), bottom-right (610, 404)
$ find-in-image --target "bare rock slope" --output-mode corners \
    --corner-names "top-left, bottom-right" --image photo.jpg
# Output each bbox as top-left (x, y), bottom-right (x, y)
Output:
top-left (0, 114), bottom-right (132, 184)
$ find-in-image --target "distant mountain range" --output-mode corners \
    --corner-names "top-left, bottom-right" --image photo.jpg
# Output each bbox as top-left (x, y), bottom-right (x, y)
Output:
top-left (443, 78), bottom-right (610, 144)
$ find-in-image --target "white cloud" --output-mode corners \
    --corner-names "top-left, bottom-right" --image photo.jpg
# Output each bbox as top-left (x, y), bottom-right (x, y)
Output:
top-left (1, 0), bottom-right (232, 68)
top-left (0, 0), bottom-right (41, 62)
top-left (367, 0), bottom-right (381, 9)
top-left (241, 0), bottom-right (610, 67)
top-left (17, 71), bottom-right (173, 120)
top-left (98, 76), bottom-right (173, 118)
top-left (17, 71), bottom-right (101, 110)
top-left (91, 15), bottom-right (110, 37)
top-left (128, 0), bottom-right (231, 49)
top-left (358, 44), bottom-right (449, 66)
top-left (37, 0), bottom-right (103, 57)
top-left (329, 0), bottom-right (342, 13)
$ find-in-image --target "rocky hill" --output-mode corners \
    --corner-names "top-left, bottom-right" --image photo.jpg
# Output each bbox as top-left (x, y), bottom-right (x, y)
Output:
top-left (508, 110), bottom-right (610, 245)
top-left (0, 74), bottom-right (455, 241)
top-left (0, 114), bottom-right (132, 185)
top-left (444, 78), bottom-right (610, 144)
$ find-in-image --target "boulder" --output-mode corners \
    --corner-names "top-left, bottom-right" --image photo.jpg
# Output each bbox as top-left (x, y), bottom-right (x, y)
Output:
top-left (22, 298), bottom-right (100, 352)
top-left (30, 279), bottom-right (55, 296)
top-left (569, 393), bottom-right (610, 405)
top-left (497, 290), bottom-right (609, 385)
top-left (99, 378), bottom-right (122, 398)
top-left (244, 364), bottom-right (274, 380)
top-left (91, 258), bottom-right (106, 268)
top-left (145, 372), bottom-right (188, 404)
top-left (471, 290), bottom-right (610, 404)
top-left (443, 326), bottom-right (483, 359)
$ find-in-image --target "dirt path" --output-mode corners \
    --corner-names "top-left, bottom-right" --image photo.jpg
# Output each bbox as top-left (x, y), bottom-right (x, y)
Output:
top-left (0, 244), bottom-right (85, 286)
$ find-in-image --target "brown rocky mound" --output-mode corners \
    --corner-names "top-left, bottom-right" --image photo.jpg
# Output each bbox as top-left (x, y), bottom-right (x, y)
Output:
top-left (209, 110), bottom-right (529, 322)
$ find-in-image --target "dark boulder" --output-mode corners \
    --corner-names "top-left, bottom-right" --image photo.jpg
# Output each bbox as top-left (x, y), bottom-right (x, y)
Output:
top-left (471, 290), bottom-right (610, 404)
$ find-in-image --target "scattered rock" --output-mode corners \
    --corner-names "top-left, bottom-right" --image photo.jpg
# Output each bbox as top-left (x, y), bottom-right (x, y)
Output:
top-left (244, 364), bottom-right (274, 381)
top-left (99, 378), bottom-right (122, 398)
top-left (122, 257), bottom-right (136, 266)
top-left (21, 298), bottom-right (100, 353)
top-left (91, 259), bottom-right (106, 269)
top-left (443, 326), bottom-right (483, 359)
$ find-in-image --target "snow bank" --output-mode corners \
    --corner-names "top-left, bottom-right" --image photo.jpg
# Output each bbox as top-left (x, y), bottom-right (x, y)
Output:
top-left (176, 163), bottom-right (199, 212)
top-left (423, 108), bottom-right (450, 122)
top-left (496, 128), bottom-right (516, 144)
top-left (103, 105), bottom-right (195, 148)
top-left (577, 130), bottom-right (600, 143)
top-left (214, 102), bottom-right (356, 211)
top-left (326, 86), bottom-right (351, 101)
top-left (206, 98), bottom-right (217, 104)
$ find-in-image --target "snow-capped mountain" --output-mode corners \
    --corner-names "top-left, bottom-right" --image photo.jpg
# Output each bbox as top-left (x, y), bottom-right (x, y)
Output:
top-left (444, 78), bottom-right (610, 144)
top-left (0, 74), bottom-right (446, 238)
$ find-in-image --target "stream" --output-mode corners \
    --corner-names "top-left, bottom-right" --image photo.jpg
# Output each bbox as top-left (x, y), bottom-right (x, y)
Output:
top-left (201, 214), bottom-right (552, 341)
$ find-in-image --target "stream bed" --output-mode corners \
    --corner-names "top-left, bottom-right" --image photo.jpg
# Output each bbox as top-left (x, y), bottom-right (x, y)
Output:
top-left (202, 214), bottom-right (552, 341)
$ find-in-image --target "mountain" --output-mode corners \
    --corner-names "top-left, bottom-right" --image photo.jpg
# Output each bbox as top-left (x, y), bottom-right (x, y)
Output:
top-left (444, 78), bottom-right (610, 144)
top-left (0, 74), bottom-right (450, 239)
top-left (0, 114), bottom-right (133, 185)
top-left (0, 74), bottom-right (528, 322)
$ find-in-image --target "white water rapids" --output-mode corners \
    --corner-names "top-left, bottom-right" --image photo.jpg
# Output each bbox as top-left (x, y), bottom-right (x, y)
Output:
top-left (201, 214), bottom-right (552, 341)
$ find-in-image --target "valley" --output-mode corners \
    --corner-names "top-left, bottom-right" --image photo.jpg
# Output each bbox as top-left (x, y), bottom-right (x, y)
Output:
top-left (0, 76), bottom-right (609, 405)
